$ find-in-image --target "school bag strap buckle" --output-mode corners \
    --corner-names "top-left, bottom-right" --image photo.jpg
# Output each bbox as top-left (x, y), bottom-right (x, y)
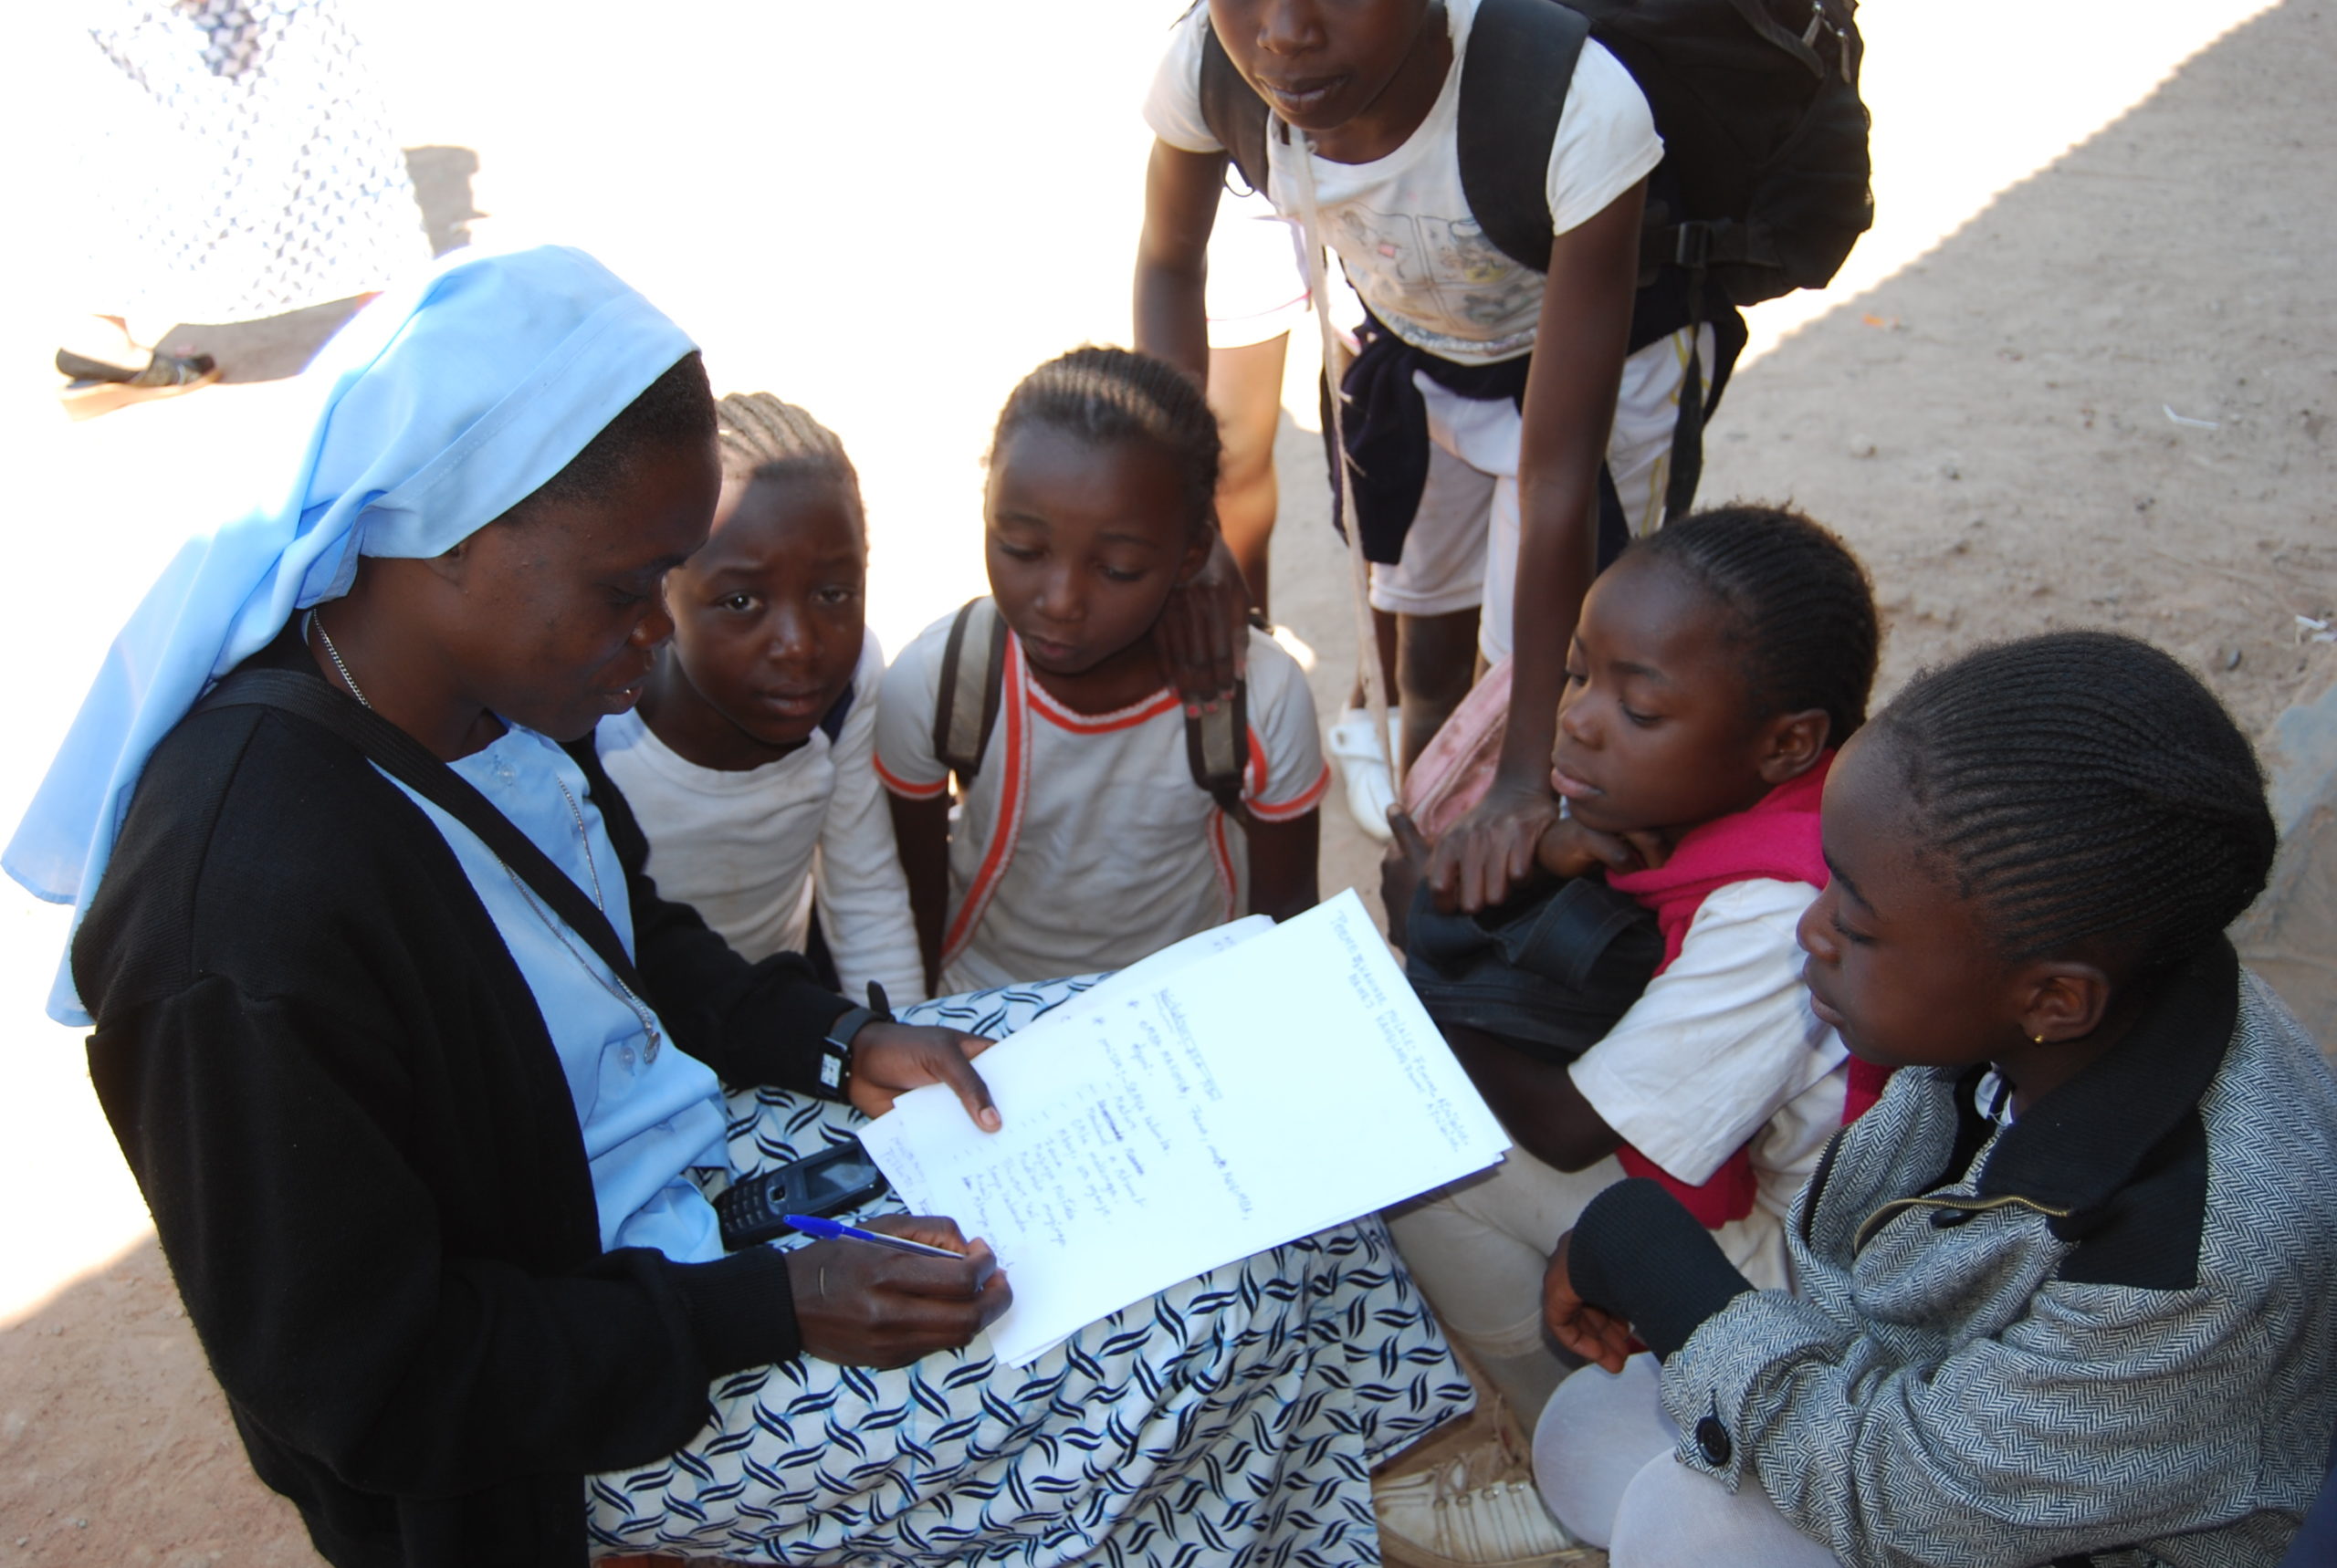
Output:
top-left (1672, 218), bottom-right (1714, 269)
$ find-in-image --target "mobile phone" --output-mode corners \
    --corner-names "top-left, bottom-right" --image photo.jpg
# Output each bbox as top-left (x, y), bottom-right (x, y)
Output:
top-left (715, 1138), bottom-right (889, 1251)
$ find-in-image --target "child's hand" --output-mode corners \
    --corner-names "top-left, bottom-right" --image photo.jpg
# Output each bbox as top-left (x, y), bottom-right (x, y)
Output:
top-left (1535, 817), bottom-right (1671, 882)
top-left (847, 1023), bottom-right (1001, 1131)
top-left (1153, 535), bottom-right (1251, 712)
top-left (1382, 810), bottom-right (1435, 946)
top-left (1542, 1231), bottom-right (1636, 1374)
top-left (1427, 779), bottom-right (1562, 913)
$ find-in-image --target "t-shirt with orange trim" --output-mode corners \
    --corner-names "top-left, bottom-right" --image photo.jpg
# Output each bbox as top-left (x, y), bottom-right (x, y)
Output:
top-left (876, 618), bottom-right (1327, 993)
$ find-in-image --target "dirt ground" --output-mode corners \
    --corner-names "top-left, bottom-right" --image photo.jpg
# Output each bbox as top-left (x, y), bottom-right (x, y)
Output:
top-left (3, 0), bottom-right (2332, 1562)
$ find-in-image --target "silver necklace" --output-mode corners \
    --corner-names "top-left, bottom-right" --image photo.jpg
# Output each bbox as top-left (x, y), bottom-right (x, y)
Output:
top-left (498, 859), bottom-right (663, 1058)
top-left (307, 610), bottom-right (651, 1052)
top-left (309, 611), bottom-right (371, 709)
top-left (489, 745), bottom-right (643, 1046)
top-left (490, 760), bottom-right (653, 1052)
top-left (310, 610), bottom-right (600, 910)
top-left (550, 775), bottom-right (608, 913)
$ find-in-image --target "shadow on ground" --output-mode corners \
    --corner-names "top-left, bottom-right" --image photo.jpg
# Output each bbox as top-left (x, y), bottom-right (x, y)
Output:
top-left (0, 1238), bottom-right (317, 1566)
top-left (1689, 0), bottom-right (2335, 1038)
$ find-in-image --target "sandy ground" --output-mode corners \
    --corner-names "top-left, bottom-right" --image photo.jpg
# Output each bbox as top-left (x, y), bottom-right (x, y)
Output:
top-left (2, 0), bottom-right (2332, 1560)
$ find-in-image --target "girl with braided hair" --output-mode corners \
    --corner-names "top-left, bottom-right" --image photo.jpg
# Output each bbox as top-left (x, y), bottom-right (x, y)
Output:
top-left (1375, 507), bottom-right (1883, 1558)
top-left (1533, 630), bottom-right (2336, 1566)
top-left (597, 392), bottom-right (925, 1002)
top-left (876, 346), bottom-right (1328, 995)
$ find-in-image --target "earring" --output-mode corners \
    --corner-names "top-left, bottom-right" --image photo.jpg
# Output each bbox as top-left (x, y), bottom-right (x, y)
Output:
top-left (2031, 1033), bottom-right (2046, 1045)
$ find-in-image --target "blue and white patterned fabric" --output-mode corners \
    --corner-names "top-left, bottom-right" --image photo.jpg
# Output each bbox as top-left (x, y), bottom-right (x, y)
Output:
top-left (587, 976), bottom-right (1474, 1564)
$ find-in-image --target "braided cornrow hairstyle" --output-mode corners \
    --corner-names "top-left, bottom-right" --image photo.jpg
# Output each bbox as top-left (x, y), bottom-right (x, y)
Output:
top-left (1634, 504), bottom-right (1880, 745)
top-left (715, 392), bottom-right (862, 501)
top-left (1875, 630), bottom-right (2277, 977)
top-left (990, 346), bottom-right (1221, 538)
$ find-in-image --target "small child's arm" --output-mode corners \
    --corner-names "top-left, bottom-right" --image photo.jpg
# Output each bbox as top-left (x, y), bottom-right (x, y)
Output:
top-left (885, 792), bottom-right (951, 998)
top-left (1242, 808), bottom-right (1319, 925)
top-left (1559, 1176), bottom-right (2289, 1566)
top-left (1428, 181), bottom-right (1647, 913)
top-left (1133, 139), bottom-right (1225, 384)
top-left (1388, 810), bottom-right (1623, 1168)
top-left (873, 645), bottom-right (959, 998)
top-left (1241, 645), bottom-right (1329, 923)
top-left (1137, 139), bottom-right (1251, 706)
top-left (1445, 1021), bottom-right (1623, 1172)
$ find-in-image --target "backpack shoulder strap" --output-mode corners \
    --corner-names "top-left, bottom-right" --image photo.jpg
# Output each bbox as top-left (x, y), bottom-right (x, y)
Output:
top-left (1199, 16), bottom-right (1273, 198)
top-left (197, 666), bottom-right (651, 998)
top-left (937, 595), bottom-right (1250, 812)
top-left (1186, 679), bottom-right (1252, 816)
top-left (932, 596), bottom-right (1009, 784)
top-left (1458, 0), bottom-right (1590, 273)
top-left (817, 684), bottom-right (855, 745)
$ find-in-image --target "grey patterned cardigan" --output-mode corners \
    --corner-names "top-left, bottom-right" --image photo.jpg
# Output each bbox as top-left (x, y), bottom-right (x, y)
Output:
top-left (1569, 942), bottom-right (2337, 1566)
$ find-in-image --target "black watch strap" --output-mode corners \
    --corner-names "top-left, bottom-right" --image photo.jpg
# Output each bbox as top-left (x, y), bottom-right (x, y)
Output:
top-left (818, 1004), bottom-right (875, 1100)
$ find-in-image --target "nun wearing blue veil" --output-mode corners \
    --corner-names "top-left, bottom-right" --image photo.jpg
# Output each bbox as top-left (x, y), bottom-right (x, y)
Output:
top-left (12, 246), bottom-right (1467, 1566)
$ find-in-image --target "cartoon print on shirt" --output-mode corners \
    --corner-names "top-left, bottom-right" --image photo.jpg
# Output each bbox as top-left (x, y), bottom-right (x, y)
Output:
top-left (1326, 204), bottom-right (1542, 361)
top-left (1423, 217), bottom-right (1544, 326)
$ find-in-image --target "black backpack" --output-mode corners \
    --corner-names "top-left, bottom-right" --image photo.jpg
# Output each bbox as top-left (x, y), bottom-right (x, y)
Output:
top-left (1199, 0), bottom-right (1871, 521)
top-left (930, 597), bottom-right (1251, 816)
top-left (1403, 875), bottom-right (1663, 1063)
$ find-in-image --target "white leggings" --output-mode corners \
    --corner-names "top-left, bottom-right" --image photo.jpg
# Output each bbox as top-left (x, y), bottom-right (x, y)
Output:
top-left (1384, 1147), bottom-right (1629, 1416)
top-left (1532, 1356), bottom-right (1841, 1567)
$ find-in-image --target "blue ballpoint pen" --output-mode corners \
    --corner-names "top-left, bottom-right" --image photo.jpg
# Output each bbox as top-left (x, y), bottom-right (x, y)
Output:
top-left (783, 1214), bottom-right (963, 1259)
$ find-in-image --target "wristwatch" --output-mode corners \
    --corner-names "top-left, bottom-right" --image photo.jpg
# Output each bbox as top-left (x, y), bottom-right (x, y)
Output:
top-left (814, 982), bottom-right (895, 1101)
top-left (816, 1007), bottom-right (872, 1100)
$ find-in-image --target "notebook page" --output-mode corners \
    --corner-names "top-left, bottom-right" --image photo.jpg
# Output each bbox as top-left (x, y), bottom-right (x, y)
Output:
top-left (858, 890), bottom-right (1508, 1365)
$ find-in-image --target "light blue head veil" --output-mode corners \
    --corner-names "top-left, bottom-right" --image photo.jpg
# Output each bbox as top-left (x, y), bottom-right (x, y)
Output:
top-left (6, 244), bottom-right (697, 1024)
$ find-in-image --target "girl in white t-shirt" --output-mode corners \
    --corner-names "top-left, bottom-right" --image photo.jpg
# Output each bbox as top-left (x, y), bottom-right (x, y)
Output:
top-left (1377, 506), bottom-right (1883, 1442)
top-left (877, 347), bottom-right (1328, 996)
top-left (597, 393), bottom-right (926, 1002)
top-left (1136, 0), bottom-right (1745, 909)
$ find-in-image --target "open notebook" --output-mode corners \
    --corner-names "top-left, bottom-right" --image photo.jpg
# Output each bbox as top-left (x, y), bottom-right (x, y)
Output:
top-left (857, 889), bottom-right (1511, 1365)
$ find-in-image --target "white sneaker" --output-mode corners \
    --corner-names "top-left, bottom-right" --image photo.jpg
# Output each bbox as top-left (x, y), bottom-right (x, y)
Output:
top-left (1326, 706), bottom-right (1400, 841)
top-left (1375, 1450), bottom-right (1582, 1568)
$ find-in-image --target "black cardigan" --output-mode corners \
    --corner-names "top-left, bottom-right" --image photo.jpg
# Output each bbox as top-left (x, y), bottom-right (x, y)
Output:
top-left (74, 640), bottom-right (858, 1568)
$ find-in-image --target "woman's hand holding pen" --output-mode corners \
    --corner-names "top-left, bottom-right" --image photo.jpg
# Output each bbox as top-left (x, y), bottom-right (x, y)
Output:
top-left (787, 1215), bottom-right (1011, 1367)
top-left (848, 1022), bottom-right (1001, 1130)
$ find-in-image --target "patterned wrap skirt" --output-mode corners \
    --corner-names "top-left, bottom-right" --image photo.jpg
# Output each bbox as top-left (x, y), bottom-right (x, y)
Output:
top-left (587, 976), bottom-right (1473, 1564)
